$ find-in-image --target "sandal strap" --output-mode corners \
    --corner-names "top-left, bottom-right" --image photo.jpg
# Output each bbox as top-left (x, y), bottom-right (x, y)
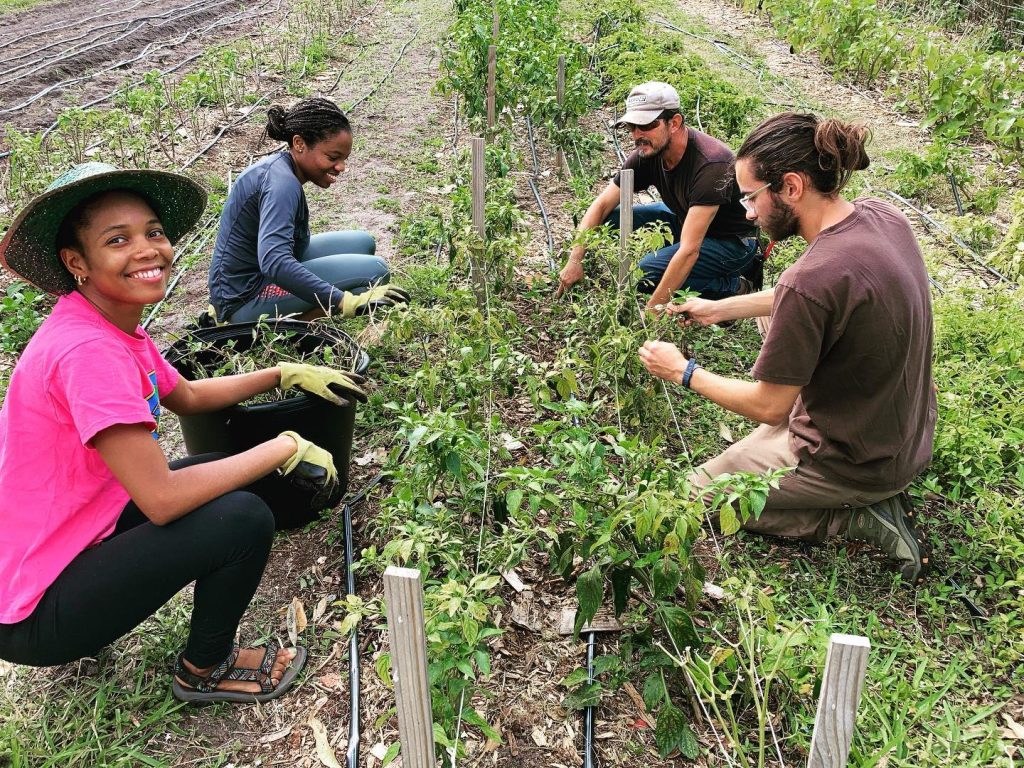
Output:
top-left (174, 645), bottom-right (240, 694)
top-left (219, 645), bottom-right (277, 693)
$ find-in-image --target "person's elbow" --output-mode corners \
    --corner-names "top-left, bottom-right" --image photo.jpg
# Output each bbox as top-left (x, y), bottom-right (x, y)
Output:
top-left (758, 406), bottom-right (790, 427)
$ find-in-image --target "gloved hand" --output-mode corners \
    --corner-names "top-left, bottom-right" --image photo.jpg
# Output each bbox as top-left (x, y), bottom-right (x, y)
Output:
top-left (338, 284), bottom-right (411, 318)
top-left (278, 361), bottom-right (367, 407)
top-left (278, 431), bottom-right (341, 509)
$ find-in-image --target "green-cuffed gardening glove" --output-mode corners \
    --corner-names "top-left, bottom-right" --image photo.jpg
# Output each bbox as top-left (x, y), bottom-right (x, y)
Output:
top-left (278, 431), bottom-right (341, 509)
top-left (278, 361), bottom-right (368, 407)
top-left (338, 284), bottom-right (411, 318)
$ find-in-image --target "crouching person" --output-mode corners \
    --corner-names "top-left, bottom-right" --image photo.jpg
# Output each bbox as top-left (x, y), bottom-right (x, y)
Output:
top-left (0, 163), bottom-right (365, 699)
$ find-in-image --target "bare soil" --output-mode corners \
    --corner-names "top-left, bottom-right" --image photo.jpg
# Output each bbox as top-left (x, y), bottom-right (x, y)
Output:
top-left (0, 0), bottom-right (283, 131)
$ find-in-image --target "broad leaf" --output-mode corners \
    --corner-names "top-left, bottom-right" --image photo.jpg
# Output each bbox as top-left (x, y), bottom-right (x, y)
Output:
top-left (652, 558), bottom-right (681, 600)
top-left (562, 682), bottom-right (602, 710)
top-left (642, 672), bottom-right (667, 712)
top-left (611, 567), bottom-right (632, 617)
top-left (575, 565), bottom-right (604, 634)
top-left (719, 504), bottom-right (741, 535)
top-left (659, 606), bottom-right (699, 653)
top-left (655, 704), bottom-right (699, 759)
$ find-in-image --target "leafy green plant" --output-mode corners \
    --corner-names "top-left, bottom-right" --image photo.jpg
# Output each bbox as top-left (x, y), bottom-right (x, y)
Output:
top-left (0, 282), bottom-right (47, 355)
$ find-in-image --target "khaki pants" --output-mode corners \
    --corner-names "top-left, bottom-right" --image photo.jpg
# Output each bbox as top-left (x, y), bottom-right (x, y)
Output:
top-left (689, 417), bottom-right (901, 544)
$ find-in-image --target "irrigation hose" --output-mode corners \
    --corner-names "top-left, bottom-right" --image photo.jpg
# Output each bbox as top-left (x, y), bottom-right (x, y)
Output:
top-left (584, 630), bottom-right (597, 768)
top-left (343, 501), bottom-right (361, 768)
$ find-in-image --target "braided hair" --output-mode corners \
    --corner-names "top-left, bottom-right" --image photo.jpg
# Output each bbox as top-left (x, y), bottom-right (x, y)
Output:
top-left (737, 112), bottom-right (870, 197)
top-left (266, 97), bottom-right (351, 148)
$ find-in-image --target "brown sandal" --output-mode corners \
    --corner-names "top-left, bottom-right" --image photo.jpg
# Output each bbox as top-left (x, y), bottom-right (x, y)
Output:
top-left (171, 643), bottom-right (307, 703)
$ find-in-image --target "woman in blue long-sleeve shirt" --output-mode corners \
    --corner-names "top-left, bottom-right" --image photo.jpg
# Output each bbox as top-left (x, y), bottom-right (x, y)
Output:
top-left (207, 97), bottom-right (408, 323)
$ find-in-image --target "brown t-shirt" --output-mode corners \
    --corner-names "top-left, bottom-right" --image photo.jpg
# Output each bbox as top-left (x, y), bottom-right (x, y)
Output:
top-left (613, 127), bottom-right (755, 240)
top-left (752, 198), bottom-right (937, 491)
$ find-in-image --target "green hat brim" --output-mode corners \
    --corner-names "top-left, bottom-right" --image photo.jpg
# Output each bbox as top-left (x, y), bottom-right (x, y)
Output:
top-left (0, 168), bottom-right (208, 295)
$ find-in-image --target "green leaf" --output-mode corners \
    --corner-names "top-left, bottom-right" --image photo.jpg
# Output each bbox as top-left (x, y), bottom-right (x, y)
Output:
top-left (375, 653), bottom-right (393, 690)
top-left (655, 704), bottom-right (699, 759)
top-left (592, 654), bottom-right (621, 677)
top-left (445, 450), bottom-right (462, 477)
top-left (611, 567), bottom-right (632, 617)
top-left (575, 565), bottom-right (604, 633)
top-left (652, 558), bottom-right (681, 600)
top-left (659, 606), bottom-right (699, 653)
top-left (407, 425), bottom-right (428, 453)
top-left (562, 668), bottom-right (590, 688)
top-left (382, 742), bottom-right (401, 766)
top-left (719, 504), bottom-right (741, 535)
top-left (506, 489), bottom-right (524, 517)
top-left (643, 673), bottom-right (667, 712)
top-left (561, 682), bottom-right (602, 710)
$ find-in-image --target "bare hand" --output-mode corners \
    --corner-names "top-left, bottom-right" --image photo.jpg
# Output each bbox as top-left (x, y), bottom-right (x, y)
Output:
top-left (667, 297), bottom-right (720, 327)
top-left (638, 340), bottom-right (688, 383)
top-left (555, 260), bottom-right (584, 298)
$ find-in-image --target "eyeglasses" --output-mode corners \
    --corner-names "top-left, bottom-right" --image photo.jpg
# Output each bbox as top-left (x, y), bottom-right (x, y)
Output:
top-left (621, 119), bottom-right (663, 133)
top-left (739, 182), bottom-right (772, 214)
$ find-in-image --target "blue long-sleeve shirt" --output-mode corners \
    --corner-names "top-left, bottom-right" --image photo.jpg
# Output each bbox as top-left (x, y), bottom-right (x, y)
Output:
top-left (208, 152), bottom-right (340, 319)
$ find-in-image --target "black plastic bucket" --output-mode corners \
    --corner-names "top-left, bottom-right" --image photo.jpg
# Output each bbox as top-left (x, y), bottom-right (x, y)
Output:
top-left (165, 320), bottom-right (370, 523)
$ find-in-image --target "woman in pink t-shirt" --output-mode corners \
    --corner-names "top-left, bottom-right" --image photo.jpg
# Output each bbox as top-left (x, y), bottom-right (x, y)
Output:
top-left (0, 164), bottom-right (366, 703)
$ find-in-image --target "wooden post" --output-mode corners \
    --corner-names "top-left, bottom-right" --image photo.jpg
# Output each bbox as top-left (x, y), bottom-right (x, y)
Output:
top-left (470, 136), bottom-right (487, 306)
top-left (486, 45), bottom-right (497, 130)
top-left (555, 54), bottom-right (566, 174)
top-left (384, 567), bottom-right (435, 768)
top-left (492, 3), bottom-right (499, 39)
top-left (808, 634), bottom-right (871, 768)
top-left (617, 168), bottom-right (634, 285)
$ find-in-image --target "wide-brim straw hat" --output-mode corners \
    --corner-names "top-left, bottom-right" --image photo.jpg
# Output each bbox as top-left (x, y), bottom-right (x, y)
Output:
top-left (0, 162), bottom-right (207, 295)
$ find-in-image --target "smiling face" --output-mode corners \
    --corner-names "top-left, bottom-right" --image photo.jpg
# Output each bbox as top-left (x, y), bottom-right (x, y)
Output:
top-left (291, 129), bottom-right (353, 189)
top-left (59, 191), bottom-right (173, 326)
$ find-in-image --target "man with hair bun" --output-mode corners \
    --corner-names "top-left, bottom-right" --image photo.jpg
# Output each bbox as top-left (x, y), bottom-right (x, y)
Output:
top-left (556, 81), bottom-right (761, 305)
top-left (639, 112), bottom-right (936, 585)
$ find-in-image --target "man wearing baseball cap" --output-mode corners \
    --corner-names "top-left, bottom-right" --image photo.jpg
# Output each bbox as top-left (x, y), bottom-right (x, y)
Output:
top-left (556, 82), bottom-right (760, 308)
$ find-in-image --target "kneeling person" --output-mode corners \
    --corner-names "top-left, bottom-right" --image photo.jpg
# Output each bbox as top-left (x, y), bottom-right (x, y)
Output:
top-left (639, 113), bottom-right (935, 584)
top-left (557, 81), bottom-right (760, 306)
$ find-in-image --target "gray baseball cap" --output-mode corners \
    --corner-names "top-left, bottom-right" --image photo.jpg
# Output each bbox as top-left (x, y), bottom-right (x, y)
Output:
top-left (616, 82), bottom-right (681, 126)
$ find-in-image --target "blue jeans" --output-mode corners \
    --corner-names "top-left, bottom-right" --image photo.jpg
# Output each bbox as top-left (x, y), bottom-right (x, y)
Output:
top-left (230, 231), bottom-right (389, 322)
top-left (605, 203), bottom-right (759, 299)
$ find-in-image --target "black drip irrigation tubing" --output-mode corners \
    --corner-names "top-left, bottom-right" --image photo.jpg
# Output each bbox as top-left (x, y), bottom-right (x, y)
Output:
top-left (885, 190), bottom-right (1014, 286)
top-left (0, 0), bottom-right (142, 51)
top-left (0, 0), bottom-right (223, 85)
top-left (345, 24), bottom-right (424, 114)
top-left (0, 0), bottom-right (252, 115)
top-left (522, 112), bottom-right (599, 768)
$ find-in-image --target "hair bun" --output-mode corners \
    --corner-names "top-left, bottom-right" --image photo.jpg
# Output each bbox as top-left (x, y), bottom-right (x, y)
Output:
top-left (266, 105), bottom-right (290, 141)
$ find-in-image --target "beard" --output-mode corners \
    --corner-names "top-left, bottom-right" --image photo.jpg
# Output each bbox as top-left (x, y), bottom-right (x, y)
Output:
top-left (635, 134), bottom-right (668, 158)
top-left (760, 196), bottom-right (800, 241)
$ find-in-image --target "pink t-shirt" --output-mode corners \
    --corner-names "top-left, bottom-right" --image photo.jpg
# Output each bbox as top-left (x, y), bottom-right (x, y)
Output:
top-left (0, 291), bottom-right (180, 624)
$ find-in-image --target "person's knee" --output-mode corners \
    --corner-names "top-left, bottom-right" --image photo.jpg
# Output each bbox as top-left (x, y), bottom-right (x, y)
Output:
top-left (203, 492), bottom-right (275, 549)
top-left (351, 231), bottom-right (376, 255)
top-left (368, 256), bottom-right (390, 283)
top-left (603, 205), bottom-right (622, 229)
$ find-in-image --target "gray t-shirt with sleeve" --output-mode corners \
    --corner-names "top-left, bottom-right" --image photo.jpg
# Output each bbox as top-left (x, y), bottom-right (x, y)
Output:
top-left (208, 152), bottom-right (340, 319)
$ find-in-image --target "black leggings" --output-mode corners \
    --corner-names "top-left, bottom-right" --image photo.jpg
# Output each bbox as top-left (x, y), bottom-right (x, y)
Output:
top-left (0, 454), bottom-right (305, 669)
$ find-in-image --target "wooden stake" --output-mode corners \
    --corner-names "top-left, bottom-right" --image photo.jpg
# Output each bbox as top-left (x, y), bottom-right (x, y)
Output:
top-left (492, 3), bottom-right (499, 40)
top-left (383, 567), bottom-right (435, 768)
top-left (808, 633), bottom-right (871, 768)
top-left (486, 44), bottom-right (497, 130)
top-left (617, 168), bottom-right (634, 285)
top-left (470, 136), bottom-right (487, 306)
top-left (555, 54), bottom-right (566, 174)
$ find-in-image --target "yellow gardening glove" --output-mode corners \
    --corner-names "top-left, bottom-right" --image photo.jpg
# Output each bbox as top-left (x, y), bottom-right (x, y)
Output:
top-left (278, 361), bottom-right (367, 406)
top-left (278, 431), bottom-right (341, 509)
top-left (338, 284), bottom-right (410, 318)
